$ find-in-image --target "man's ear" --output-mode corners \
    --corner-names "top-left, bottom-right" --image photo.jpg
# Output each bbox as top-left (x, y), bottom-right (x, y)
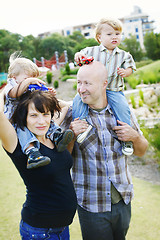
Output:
top-left (97, 34), bottom-right (101, 43)
top-left (104, 80), bottom-right (108, 88)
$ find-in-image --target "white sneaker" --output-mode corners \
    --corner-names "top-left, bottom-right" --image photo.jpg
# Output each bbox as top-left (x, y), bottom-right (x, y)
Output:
top-left (122, 141), bottom-right (133, 156)
top-left (77, 125), bottom-right (92, 143)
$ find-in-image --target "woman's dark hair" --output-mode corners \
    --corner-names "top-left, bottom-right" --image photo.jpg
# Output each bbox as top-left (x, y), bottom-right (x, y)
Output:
top-left (11, 91), bottom-right (61, 130)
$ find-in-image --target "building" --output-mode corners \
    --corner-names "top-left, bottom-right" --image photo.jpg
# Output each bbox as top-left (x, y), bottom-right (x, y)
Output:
top-left (38, 6), bottom-right (155, 49)
top-left (120, 6), bottom-right (155, 49)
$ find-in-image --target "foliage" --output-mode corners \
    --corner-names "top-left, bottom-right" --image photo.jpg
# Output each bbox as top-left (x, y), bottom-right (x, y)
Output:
top-left (136, 59), bottom-right (153, 68)
top-left (141, 124), bottom-right (160, 166)
top-left (120, 35), bottom-right (144, 61)
top-left (46, 71), bottom-right (53, 84)
top-left (38, 33), bottom-right (65, 59)
top-left (126, 60), bottom-right (160, 88)
top-left (61, 75), bottom-right (76, 82)
top-left (73, 82), bottom-right (77, 90)
top-left (53, 80), bottom-right (59, 89)
top-left (74, 38), bottom-right (98, 53)
top-left (144, 32), bottom-right (160, 60)
top-left (65, 63), bottom-right (70, 75)
top-left (130, 94), bottom-right (136, 108)
top-left (138, 99), bottom-right (143, 107)
top-left (139, 89), bottom-right (144, 101)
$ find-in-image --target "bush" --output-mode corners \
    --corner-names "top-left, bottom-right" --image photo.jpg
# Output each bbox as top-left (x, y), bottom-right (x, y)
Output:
top-left (73, 82), bottom-right (77, 90)
top-left (53, 80), bottom-right (59, 89)
top-left (130, 94), bottom-right (136, 108)
top-left (65, 63), bottom-right (70, 75)
top-left (139, 89), bottom-right (144, 101)
top-left (46, 71), bottom-right (53, 84)
top-left (139, 99), bottom-right (143, 107)
top-left (127, 76), bottom-right (140, 89)
top-left (135, 59), bottom-right (153, 68)
top-left (61, 75), bottom-right (76, 82)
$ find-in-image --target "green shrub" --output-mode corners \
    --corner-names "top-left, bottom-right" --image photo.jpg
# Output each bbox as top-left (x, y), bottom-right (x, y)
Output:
top-left (65, 63), bottom-right (70, 75)
top-left (61, 75), bottom-right (76, 82)
top-left (46, 71), bottom-right (53, 84)
top-left (130, 94), bottom-right (136, 108)
top-left (70, 68), bottom-right (79, 75)
top-left (135, 59), bottom-right (153, 69)
top-left (127, 76), bottom-right (140, 89)
top-left (73, 82), bottom-right (77, 90)
top-left (53, 80), bottom-right (59, 89)
top-left (139, 99), bottom-right (143, 107)
top-left (139, 89), bottom-right (144, 101)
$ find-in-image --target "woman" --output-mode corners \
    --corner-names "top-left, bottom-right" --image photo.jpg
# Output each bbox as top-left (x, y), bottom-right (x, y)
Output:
top-left (0, 89), bottom-right (77, 240)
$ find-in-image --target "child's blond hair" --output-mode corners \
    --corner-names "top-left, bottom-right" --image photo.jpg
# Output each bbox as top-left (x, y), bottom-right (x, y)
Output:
top-left (95, 18), bottom-right (123, 43)
top-left (8, 52), bottom-right (39, 78)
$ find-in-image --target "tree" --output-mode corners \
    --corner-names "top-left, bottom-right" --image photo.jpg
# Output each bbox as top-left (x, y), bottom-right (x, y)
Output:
top-left (74, 38), bottom-right (98, 53)
top-left (144, 32), bottom-right (160, 60)
top-left (120, 35), bottom-right (144, 61)
top-left (0, 30), bottom-right (21, 72)
top-left (39, 33), bottom-right (65, 59)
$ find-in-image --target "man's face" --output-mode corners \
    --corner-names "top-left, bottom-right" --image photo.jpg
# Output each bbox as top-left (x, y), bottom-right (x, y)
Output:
top-left (77, 66), bottom-right (106, 109)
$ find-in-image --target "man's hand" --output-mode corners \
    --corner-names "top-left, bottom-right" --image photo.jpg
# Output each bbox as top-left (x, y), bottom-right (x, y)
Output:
top-left (113, 120), bottom-right (148, 157)
top-left (113, 120), bottom-right (139, 142)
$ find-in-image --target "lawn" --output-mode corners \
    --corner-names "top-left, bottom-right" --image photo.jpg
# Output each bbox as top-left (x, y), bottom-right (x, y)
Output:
top-left (0, 144), bottom-right (160, 240)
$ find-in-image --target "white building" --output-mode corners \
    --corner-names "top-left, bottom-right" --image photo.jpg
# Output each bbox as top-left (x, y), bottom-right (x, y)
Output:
top-left (120, 6), bottom-right (155, 49)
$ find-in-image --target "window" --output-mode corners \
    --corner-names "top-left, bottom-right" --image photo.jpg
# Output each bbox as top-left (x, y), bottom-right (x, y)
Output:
top-left (135, 27), bottom-right (139, 33)
top-left (66, 30), bottom-right (70, 36)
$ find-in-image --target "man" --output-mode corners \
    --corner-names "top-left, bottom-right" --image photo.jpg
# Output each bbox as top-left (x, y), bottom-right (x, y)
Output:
top-left (62, 61), bottom-right (148, 240)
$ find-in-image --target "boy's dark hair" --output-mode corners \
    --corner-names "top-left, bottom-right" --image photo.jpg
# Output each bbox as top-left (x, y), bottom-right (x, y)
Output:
top-left (11, 91), bottom-right (61, 130)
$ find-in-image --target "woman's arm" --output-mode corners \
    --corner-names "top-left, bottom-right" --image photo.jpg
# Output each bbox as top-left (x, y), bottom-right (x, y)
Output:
top-left (0, 89), bottom-right (18, 152)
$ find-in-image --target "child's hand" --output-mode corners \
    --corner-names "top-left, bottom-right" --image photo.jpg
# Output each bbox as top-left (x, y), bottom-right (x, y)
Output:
top-left (117, 67), bottom-right (133, 78)
top-left (48, 87), bottom-right (56, 96)
top-left (26, 77), bottom-right (46, 87)
top-left (117, 67), bottom-right (127, 78)
top-left (74, 52), bottom-right (86, 63)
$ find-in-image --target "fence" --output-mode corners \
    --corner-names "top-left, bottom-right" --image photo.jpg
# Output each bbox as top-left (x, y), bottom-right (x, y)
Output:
top-left (33, 50), bottom-right (68, 70)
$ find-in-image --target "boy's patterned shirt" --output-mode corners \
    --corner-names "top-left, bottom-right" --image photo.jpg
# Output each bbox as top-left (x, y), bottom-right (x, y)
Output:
top-left (80, 44), bottom-right (136, 91)
top-left (62, 105), bottom-right (141, 213)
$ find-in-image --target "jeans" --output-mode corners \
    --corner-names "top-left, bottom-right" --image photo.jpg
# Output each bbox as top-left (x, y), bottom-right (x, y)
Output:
top-left (19, 220), bottom-right (70, 240)
top-left (17, 121), bottom-right (60, 153)
top-left (77, 200), bottom-right (131, 240)
top-left (72, 91), bottom-right (131, 125)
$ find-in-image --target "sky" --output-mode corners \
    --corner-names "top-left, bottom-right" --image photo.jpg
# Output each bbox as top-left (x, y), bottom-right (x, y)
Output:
top-left (0, 0), bottom-right (160, 37)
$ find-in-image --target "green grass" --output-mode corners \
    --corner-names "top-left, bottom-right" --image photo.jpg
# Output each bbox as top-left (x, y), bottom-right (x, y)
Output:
top-left (0, 144), bottom-right (160, 240)
top-left (127, 60), bottom-right (160, 87)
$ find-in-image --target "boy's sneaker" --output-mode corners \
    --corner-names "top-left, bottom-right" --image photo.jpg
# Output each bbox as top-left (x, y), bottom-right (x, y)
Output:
top-left (26, 148), bottom-right (51, 169)
top-left (122, 141), bottom-right (133, 156)
top-left (77, 125), bottom-right (92, 143)
top-left (54, 129), bottom-right (74, 152)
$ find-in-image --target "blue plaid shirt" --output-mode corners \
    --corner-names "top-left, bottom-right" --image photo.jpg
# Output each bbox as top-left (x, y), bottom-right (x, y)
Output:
top-left (62, 104), bottom-right (141, 212)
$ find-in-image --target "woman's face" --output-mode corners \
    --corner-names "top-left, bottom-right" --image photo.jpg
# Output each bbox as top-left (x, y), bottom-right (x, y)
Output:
top-left (26, 102), bottom-right (51, 139)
